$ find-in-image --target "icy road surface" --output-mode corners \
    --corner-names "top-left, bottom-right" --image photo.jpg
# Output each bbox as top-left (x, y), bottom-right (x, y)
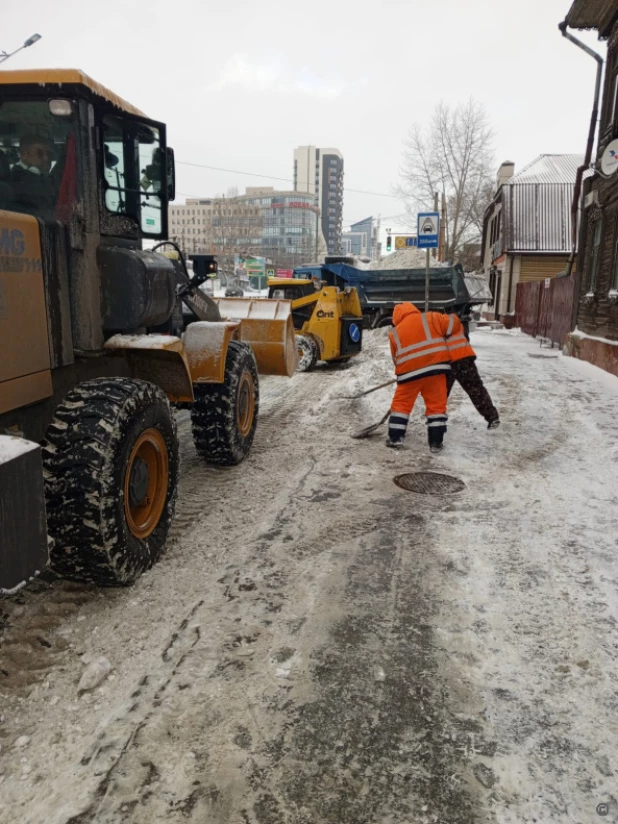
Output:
top-left (1, 329), bottom-right (618, 824)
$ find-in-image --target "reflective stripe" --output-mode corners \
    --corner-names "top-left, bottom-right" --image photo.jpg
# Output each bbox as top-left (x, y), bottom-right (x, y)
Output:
top-left (388, 423), bottom-right (408, 430)
top-left (449, 340), bottom-right (471, 351)
top-left (427, 421), bottom-right (448, 428)
top-left (391, 327), bottom-right (402, 350)
top-left (446, 315), bottom-right (455, 336)
top-left (396, 364), bottom-right (451, 382)
top-left (396, 345), bottom-right (449, 365)
top-left (427, 414), bottom-right (448, 421)
top-left (390, 412), bottom-right (410, 421)
top-left (420, 312), bottom-right (432, 339)
top-left (397, 338), bottom-right (441, 356)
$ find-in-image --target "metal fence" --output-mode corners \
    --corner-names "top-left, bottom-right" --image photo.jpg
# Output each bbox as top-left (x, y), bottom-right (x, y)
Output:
top-left (515, 274), bottom-right (576, 346)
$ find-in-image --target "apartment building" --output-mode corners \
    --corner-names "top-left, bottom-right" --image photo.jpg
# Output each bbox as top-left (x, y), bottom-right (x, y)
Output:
top-left (293, 145), bottom-right (344, 255)
top-left (168, 188), bottom-right (321, 267)
top-left (168, 198), bottom-right (263, 256)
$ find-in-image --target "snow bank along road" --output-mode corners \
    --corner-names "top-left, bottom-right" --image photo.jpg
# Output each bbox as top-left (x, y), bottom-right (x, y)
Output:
top-left (1, 330), bottom-right (617, 824)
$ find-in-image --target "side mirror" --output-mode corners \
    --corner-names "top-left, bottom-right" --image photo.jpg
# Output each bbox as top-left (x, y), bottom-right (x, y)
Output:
top-left (166, 147), bottom-right (176, 201)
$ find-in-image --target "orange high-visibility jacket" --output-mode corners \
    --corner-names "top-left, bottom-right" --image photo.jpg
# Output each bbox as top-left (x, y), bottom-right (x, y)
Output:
top-left (389, 303), bottom-right (453, 383)
top-left (445, 315), bottom-right (476, 361)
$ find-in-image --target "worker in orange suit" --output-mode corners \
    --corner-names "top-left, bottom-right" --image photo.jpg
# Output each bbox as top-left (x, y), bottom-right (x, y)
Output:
top-left (387, 302), bottom-right (454, 453)
top-left (445, 316), bottom-right (499, 428)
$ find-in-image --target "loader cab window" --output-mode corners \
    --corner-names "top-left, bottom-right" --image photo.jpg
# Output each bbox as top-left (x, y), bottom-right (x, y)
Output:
top-left (102, 116), bottom-right (163, 236)
top-left (0, 99), bottom-right (78, 221)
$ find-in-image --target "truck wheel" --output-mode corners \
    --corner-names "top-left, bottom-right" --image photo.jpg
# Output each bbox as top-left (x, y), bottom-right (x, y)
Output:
top-left (191, 340), bottom-right (259, 466)
top-left (43, 378), bottom-right (178, 586)
top-left (296, 335), bottom-right (319, 372)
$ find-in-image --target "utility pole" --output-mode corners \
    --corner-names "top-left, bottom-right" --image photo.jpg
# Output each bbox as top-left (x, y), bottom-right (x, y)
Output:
top-left (439, 191), bottom-right (447, 262)
top-left (424, 192), bottom-right (439, 312)
top-left (0, 33), bottom-right (42, 64)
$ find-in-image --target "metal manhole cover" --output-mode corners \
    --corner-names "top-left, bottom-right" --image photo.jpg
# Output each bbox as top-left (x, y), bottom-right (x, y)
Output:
top-left (394, 472), bottom-right (465, 495)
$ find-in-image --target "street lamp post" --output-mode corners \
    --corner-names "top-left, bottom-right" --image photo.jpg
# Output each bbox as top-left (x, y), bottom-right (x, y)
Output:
top-left (0, 34), bottom-right (42, 65)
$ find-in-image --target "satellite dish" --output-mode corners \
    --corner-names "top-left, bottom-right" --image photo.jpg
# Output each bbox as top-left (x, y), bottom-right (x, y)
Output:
top-left (600, 139), bottom-right (618, 178)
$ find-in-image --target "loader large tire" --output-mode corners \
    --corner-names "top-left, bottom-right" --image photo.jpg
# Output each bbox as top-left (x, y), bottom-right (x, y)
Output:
top-left (296, 335), bottom-right (319, 372)
top-left (43, 378), bottom-right (179, 586)
top-left (191, 340), bottom-right (259, 466)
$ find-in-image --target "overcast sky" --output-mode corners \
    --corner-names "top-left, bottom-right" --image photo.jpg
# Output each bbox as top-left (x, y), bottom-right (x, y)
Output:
top-left (3, 0), bottom-right (604, 234)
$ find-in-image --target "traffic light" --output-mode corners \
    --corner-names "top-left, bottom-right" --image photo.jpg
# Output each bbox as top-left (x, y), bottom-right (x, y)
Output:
top-left (189, 254), bottom-right (218, 282)
top-left (386, 235), bottom-right (392, 252)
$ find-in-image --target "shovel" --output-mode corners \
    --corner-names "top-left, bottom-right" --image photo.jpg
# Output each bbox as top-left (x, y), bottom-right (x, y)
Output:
top-left (351, 410), bottom-right (390, 439)
top-left (338, 378), bottom-right (397, 401)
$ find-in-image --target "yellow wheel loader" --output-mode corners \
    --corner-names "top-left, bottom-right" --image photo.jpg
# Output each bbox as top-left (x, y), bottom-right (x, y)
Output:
top-left (267, 277), bottom-right (363, 372)
top-left (0, 70), bottom-right (296, 590)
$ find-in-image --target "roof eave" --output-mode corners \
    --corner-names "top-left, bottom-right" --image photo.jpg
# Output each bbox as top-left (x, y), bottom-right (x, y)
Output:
top-left (565, 0), bottom-right (618, 37)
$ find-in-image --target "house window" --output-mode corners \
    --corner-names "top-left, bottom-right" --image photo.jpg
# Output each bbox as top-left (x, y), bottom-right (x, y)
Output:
top-left (612, 218), bottom-right (618, 292)
top-left (610, 67), bottom-right (618, 131)
top-left (588, 217), bottom-right (602, 293)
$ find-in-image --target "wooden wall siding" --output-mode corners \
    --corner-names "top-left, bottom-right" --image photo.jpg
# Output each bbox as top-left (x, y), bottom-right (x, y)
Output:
top-left (575, 21), bottom-right (618, 342)
top-left (519, 255), bottom-right (570, 282)
top-left (577, 180), bottom-right (618, 341)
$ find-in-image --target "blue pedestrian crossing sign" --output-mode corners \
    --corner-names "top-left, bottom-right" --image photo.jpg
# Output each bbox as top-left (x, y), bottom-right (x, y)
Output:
top-left (417, 212), bottom-right (440, 249)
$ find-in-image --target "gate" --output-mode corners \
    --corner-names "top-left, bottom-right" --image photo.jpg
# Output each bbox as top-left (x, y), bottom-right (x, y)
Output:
top-left (515, 274), bottom-right (575, 346)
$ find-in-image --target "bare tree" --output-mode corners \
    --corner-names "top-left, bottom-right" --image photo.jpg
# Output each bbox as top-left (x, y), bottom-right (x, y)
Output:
top-left (210, 197), bottom-right (264, 279)
top-left (399, 99), bottom-right (495, 264)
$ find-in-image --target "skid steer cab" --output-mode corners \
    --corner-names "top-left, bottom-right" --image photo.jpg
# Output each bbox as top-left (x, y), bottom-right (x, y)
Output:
top-left (267, 277), bottom-right (363, 371)
top-left (0, 70), bottom-right (296, 591)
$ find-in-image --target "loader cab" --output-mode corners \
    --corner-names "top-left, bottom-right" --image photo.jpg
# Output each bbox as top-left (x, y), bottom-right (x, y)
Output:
top-left (267, 278), bottom-right (316, 302)
top-left (0, 70), bottom-right (178, 353)
top-left (0, 70), bottom-right (174, 242)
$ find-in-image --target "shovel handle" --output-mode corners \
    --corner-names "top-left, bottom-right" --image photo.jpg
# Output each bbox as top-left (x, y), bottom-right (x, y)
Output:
top-left (344, 378), bottom-right (397, 399)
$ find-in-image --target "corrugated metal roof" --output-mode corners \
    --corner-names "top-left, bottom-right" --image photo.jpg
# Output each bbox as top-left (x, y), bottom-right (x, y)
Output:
top-left (506, 154), bottom-right (585, 185)
top-left (565, 0), bottom-right (617, 34)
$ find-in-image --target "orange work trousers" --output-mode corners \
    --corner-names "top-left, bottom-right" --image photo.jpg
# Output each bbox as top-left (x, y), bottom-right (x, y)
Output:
top-left (389, 374), bottom-right (448, 446)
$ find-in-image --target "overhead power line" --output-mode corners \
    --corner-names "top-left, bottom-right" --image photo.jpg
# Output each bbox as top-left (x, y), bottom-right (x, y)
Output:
top-left (176, 159), bottom-right (402, 200)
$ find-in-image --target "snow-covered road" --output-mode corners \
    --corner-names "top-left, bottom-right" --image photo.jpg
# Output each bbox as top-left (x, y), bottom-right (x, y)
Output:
top-left (1, 329), bottom-right (617, 824)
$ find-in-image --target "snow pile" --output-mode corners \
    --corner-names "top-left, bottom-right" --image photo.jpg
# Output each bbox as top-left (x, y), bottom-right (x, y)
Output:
top-left (375, 249), bottom-right (435, 270)
top-left (0, 435), bottom-right (39, 465)
top-left (104, 334), bottom-right (181, 349)
top-left (571, 328), bottom-right (618, 346)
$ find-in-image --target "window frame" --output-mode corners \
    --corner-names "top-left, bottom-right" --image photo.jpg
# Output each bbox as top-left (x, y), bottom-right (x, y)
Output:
top-left (0, 93), bottom-right (83, 222)
top-left (587, 213), bottom-right (603, 295)
top-left (611, 213), bottom-right (618, 294)
top-left (98, 107), bottom-right (169, 240)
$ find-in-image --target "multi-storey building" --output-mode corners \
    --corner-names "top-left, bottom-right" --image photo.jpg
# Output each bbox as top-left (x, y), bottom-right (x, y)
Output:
top-left (168, 188), bottom-right (321, 268)
top-left (293, 145), bottom-right (344, 255)
top-left (342, 216), bottom-right (373, 259)
top-left (168, 198), bottom-right (263, 257)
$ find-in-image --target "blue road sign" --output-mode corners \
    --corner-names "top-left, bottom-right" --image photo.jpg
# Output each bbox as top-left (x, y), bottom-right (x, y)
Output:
top-left (395, 235), bottom-right (418, 249)
top-left (417, 212), bottom-right (440, 249)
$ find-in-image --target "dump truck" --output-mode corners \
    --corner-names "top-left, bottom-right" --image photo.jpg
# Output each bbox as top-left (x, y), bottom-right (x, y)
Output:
top-left (294, 260), bottom-right (492, 334)
top-left (267, 277), bottom-right (363, 371)
top-left (0, 70), bottom-right (296, 591)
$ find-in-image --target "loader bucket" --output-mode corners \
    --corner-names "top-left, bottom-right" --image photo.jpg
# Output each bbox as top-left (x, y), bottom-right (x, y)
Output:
top-left (212, 298), bottom-right (298, 377)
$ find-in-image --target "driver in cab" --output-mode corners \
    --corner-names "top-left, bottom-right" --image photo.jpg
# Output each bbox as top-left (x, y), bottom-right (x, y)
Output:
top-left (9, 133), bottom-right (56, 218)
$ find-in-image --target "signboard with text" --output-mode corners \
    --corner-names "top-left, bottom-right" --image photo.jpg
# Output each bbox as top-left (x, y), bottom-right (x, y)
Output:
top-left (417, 212), bottom-right (440, 249)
